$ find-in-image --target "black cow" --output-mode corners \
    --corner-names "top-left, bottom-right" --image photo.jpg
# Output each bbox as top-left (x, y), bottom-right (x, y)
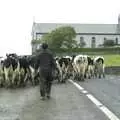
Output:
top-left (3, 54), bottom-right (18, 70)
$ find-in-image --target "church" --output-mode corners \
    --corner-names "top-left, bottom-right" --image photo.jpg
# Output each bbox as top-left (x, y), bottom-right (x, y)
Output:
top-left (31, 15), bottom-right (120, 53)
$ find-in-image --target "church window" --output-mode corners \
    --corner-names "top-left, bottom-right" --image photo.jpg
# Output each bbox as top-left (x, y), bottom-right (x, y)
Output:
top-left (92, 37), bottom-right (95, 40)
top-left (91, 37), bottom-right (96, 48)
top-left (104, 37), bottom-right (106, 41)
top-left (80, 37), bottom-right (84, 42)
top-left (80, 37), bottom-right (86, 48)
top-left (115, 38), bottom-right (118, 44)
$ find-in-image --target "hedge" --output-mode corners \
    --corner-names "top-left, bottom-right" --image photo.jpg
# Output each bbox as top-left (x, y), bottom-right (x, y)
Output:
top-left (33, 47), bottom-right (120, 56)
top-left (49, 47), bottom-right (120, 53)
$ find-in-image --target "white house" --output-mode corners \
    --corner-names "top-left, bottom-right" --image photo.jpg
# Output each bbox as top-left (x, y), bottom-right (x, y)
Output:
top-left (31, 15), bottom-right (120, 53)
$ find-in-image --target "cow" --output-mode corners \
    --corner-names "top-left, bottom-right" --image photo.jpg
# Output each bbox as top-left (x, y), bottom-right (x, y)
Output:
top-left (86, 56), bottom-right (95, 79)
top-left (55, 56), bottom-right (72, 83)
top-left (0, 66), bottom-right (5, 87)
top-left (73, 54), bottom-right (88, 81)
top-left (94, 56), bottom-right (105, 78)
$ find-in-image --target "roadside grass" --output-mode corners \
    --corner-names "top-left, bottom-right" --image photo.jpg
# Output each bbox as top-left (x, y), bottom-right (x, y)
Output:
top-left (92, 54), bottom-right (120, 67)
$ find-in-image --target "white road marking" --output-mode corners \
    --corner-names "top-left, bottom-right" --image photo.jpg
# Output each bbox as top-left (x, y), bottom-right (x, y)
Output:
top-left (100, 106), bottom-right (120, 120)
top-left (86, 94), bottom-right (103, 106)
top-left (81, 90), bottom-right (88, 94)
top-left (69, 79), bottom-right (84, 90)
top-left (68, 79), bottom-right (120, 120)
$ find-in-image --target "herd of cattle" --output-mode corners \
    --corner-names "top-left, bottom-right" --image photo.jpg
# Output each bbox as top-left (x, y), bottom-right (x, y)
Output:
top-left (0, 53), bottom-right (105, 88)
top-left (54, 54), bottom-right (105, 82)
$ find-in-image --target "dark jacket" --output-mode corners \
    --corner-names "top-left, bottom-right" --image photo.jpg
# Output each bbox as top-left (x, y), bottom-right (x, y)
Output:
top-left (35, 49), bottom-right (56, 71)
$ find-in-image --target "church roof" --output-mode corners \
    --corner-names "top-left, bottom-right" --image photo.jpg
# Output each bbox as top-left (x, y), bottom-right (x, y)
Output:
top-left (32, 23), bottom-right (118, 34)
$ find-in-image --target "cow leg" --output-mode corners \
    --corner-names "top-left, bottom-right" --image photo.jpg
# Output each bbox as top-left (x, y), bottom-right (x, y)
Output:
top-left (55, 68), bottom-right (61, 83)
top-left (20, 75), bottom-right (25, 87)
top-left (99, 74), bottom-right (101, 79)
top-left (74, 72), bottom-right (78, 81)
top-left (94, 70), bottom-right (97, 78)
top-left (34, 73), bottom-right (39, 85)
top-left (73, 71), bottom-right (76, 80)
top-left (84, 74), bottom-right (86, 79)
top-left (61, 70), bottom-right (65, 83)
top-left (103, 73), bottom-right (105, 78)
top-left (29, 74), bottom-right (35, 86)
top-left (81, 74), bottom-right (85, 81)
top-left (77, 73), bottom-right (81, 81)
top-left (98, 69), bottom-right (102, 79)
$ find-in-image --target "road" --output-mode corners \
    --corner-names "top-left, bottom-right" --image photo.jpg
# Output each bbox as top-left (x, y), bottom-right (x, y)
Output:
top-left (0, 75), bottom-right (120, 120)
top-left (77, 75), bottom-right (120, 119)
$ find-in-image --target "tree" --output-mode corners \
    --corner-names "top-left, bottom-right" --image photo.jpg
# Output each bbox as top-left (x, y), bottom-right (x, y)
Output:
top-left (41, 26), bottom-right (77, 49)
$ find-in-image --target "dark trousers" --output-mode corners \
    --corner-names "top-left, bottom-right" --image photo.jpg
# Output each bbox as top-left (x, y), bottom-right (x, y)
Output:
top-left (39, 69), bottom-right (53, 97)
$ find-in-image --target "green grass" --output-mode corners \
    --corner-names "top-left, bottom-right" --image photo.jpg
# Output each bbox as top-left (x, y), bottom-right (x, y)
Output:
top-left (92, 54), bottom-right (120, 67)
top-left (56, 53), bottom-right (120, 66)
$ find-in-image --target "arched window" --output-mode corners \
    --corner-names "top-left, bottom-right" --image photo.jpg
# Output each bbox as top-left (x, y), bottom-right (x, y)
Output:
top-left (80, 37), bottom-right (84, 42)
top-left (91, 37), bottom-right (96, 48)
top-left (104, 37), bottom-right (106, 41)
top-left (80, 37), bottom-right (86, 48)
top-left (115, 38), bottom-right (118, 44)
top-left (92, 37), bottom-right (95, 40)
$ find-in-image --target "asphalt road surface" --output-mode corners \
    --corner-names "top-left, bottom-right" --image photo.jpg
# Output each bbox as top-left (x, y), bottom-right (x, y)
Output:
top-left (76, 75), bottom-right (120, 119)
top-left (0, 75), bottom-right (120, 120)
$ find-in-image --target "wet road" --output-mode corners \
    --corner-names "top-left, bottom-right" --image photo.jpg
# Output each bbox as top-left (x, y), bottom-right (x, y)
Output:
top-left (0, 75), bottom-right (119, 120)
top-left (77, 75), bottom-right (120, 119)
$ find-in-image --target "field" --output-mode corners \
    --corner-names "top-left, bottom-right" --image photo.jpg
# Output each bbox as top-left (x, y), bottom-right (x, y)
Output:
top-left (56, 52), bottom-right (120, 66)
top-left (93, 54), bottom-right (120, 66)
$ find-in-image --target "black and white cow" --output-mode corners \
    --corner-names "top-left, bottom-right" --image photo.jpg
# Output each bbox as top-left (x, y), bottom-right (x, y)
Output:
top-left (55, 56), bottom-right (72, 82)
top-left (73, 55), bottom-right (88, 81)
top-left (86, 56), bottom-right (95, 79)
top-left (94, 56), bottom-right (105, 78)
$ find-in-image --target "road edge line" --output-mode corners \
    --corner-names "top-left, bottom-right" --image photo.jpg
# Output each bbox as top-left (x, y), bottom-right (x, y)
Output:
top-left (68, 79), bottom-right (120, 120)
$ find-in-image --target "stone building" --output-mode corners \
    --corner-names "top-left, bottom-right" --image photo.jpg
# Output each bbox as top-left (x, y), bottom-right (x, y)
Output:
top-left (31, 15), bottom-right (120, 53)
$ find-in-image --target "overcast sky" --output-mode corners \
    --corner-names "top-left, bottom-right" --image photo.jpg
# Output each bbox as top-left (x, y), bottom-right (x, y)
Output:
top-left (0, 0), bottom-right (120, 57)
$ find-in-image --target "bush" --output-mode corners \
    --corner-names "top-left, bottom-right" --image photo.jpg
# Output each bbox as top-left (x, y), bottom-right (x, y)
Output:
top-left (33, 47), bottom-right (120, 56)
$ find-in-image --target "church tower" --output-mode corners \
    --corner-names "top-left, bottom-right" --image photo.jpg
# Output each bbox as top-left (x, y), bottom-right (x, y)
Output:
top-left (117, 14), bottom-right (120, 33)
top-left (118, 14), bottom-right (120, 24)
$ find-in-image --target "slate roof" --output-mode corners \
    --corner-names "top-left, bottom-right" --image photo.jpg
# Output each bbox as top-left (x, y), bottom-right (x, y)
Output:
top-left (32, 23), bottom-right (119, 35)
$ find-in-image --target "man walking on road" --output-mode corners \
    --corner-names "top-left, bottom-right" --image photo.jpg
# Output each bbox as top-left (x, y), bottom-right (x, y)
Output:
top-left (36, 43), bottom-right (56, 100)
